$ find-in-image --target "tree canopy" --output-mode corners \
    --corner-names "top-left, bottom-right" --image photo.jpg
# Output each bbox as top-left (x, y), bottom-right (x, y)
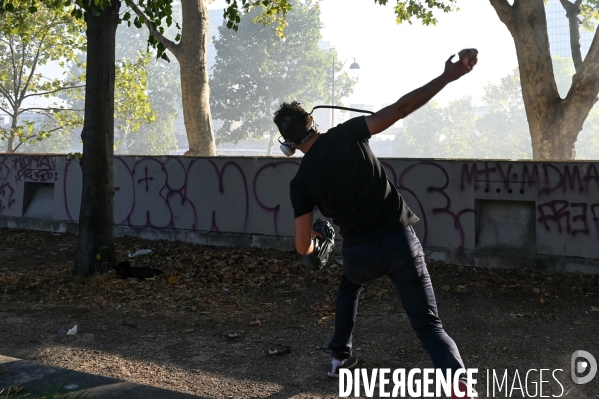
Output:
top-left (221, 0), bottom-right (458, 38)
top-left (0, 0), bottom-right (84, 152)
top-left (210, 0), bottom-right (356, 152)
top-left (113, 22), bottom-right (180, 155)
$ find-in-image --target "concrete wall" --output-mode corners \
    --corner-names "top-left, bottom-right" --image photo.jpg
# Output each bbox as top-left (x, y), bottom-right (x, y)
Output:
top-left (1, 154), bottom-right (598, 273)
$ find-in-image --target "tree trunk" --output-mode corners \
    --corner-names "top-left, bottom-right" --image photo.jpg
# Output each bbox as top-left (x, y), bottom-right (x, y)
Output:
top-left (130, 0), bottom-right (216, 156)
top-left (490, 0), bottom-right (599, 160)
top-left (178, 0), bottom-right (216, 156)
top-left (266, 132), bottom-right (275, 156)
top-left (74, 0), bottom-right (120, 276)
top-left (6, 116), bottom-right (17, 153)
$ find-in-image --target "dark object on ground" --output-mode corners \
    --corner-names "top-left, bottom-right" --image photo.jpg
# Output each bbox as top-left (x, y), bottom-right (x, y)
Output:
top-left (267, 346), bottom-right (292, 356)
top-left (302, 219), bottom-right (335, 271)
top-left (115, 261), bottom-right (163, 280)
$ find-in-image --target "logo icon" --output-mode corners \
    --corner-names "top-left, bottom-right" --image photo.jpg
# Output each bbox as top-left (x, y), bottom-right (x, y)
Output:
top-left (571, 350), bottom-right (597, 385)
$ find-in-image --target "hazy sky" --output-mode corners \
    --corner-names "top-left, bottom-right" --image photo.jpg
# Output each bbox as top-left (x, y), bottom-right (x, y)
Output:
top-left (35, 1), bottom-right (522, 117)
top-left (210, 0), bottom-right (520, 108)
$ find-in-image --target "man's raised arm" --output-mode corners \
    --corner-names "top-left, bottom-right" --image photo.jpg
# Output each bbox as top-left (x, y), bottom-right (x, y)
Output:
top-left (365, 50), bottom-right (478, 135)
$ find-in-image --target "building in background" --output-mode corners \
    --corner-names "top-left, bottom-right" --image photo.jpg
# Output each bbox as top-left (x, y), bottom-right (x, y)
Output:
top-left (0, 113), bottom-right (10, 127)
top-left (349, 104), bottom-right (374, 120)
top-left (311, 107), bottom-right (331, 133)
top-left (546, 0), bottom-right (594, 58)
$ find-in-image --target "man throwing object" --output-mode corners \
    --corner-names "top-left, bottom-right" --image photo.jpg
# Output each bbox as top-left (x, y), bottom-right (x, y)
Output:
top-left (273, 50), bottom-right (478, 398)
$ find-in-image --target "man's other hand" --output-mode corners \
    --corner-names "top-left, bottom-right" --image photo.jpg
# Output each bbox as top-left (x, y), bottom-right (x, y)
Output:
top-left (312, 231), bottom-right (324, 240)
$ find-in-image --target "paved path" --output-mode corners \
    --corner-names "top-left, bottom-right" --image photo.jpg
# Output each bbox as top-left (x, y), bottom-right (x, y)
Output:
top-left (0, 356), bottom-right (205, 398)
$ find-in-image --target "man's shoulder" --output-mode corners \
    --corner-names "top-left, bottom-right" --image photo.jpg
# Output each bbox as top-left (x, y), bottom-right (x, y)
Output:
top-left (327, 116), bottom-right (370, 140)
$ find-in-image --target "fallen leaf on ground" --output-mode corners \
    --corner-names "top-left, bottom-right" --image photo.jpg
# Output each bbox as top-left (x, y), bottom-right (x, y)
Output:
top-left (510, 312), bottom-right (532, 318)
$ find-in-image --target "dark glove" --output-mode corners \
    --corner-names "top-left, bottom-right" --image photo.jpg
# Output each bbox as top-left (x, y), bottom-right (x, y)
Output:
top-left (313, 218), bottom-right (335, 241)
top-left (302, 219), bottom-right (335, 270)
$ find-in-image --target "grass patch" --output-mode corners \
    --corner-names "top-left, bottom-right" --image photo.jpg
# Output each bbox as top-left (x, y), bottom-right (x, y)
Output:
top-left (0, 381), bottom-right (87, 399)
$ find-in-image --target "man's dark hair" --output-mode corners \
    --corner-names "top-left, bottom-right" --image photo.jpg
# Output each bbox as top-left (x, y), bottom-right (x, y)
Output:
top-left (273, 102), bottom-right (312, 144)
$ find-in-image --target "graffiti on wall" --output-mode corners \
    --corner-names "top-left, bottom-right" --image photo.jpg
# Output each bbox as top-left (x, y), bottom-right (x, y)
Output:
top-left (459, 162), bottom-right (599, 238)
top-left (61, 157), bottom-right (300, 236)
top-left (1, 155), bottom-right (599, 256)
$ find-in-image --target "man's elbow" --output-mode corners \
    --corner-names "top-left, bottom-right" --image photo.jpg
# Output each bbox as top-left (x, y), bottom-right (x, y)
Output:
top-left (296, 248), bottom-right (309, 256)
top-left (294, 239), bottom-right (311, 255)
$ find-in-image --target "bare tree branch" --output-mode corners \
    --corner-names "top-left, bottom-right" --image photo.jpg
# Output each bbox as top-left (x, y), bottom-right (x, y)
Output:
top-left (23, 85), bottom-right (85, 100)
top-left (579, 24), bottom-right (599, 73)
top-left (18, 107), bottom-right (82, 113)
top-left (19, 14), bottom-right (58, 102)
top-left (489, 0), bottom-right (515, 27)
top-left (128, 1), bottom-right (181, 57)
top-left (11, 126), bottom-right (63, 152)
top-left (8, 37), bottom-right (19, 101)
top-left (559, 0), bottom-right (584, 72)
top-left (563, 25), bottom-right (599, 123)
top-left (0, 83), bottom-right (16, 108)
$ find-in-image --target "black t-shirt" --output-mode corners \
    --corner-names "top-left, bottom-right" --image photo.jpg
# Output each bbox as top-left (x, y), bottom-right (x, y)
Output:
top-left (289, 116), bottom-right (419, 245)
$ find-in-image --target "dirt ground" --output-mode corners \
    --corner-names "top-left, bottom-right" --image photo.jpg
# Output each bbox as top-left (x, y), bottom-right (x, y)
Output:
top-left (1, 227), bottom-right (599, 399)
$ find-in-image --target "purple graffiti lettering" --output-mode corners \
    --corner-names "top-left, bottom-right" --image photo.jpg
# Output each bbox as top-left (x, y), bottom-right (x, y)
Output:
top-left (563, 165), bottom-right (584, 194)
top-left (520, 164), bottom-right (539, 191)
top-left (401, 162), bottom-right (474, 249)
top-left (540, 164), bottom-right (564, 196)
top-left (129, 158), bottom-right (172, 229)
top-left (460, 162), bottom-right (497, 191)
top-left (570, 202), bottom-right (589, 236)
top-left (460, 163), bottom-right (479, 191)
top-left (254, 161), bottom-right (300, 236)
top-left (12, 156), bottom-right (55, 184)
top-left (590, 203), bottom-right (599, 237)
top-left (137, 166), bottom-right (154, 192)
top-left (0, 157), bottom-right (9, 181)
top-left (584, 164), bottom-right (599, 192)
top-left (0, 182), bottom-right (16, 213)
top-left (207, 160), bottom-right (250, 233)
top-left (495, 162), bottom-right (513, 189)
top-left (537, 200), bottom-right (570, 233)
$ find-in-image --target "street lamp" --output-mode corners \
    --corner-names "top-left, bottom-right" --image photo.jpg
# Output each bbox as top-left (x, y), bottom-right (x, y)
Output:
top-left (332, 56), bottom-right (360, 127)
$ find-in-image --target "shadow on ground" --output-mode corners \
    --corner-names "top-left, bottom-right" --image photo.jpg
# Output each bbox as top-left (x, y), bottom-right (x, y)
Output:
top-left (1, 228), bottom-right (599, 398)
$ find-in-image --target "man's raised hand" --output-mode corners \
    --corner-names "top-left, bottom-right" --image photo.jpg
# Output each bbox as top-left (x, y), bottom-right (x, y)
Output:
top-left (443, 48), bottom-right (478, 82)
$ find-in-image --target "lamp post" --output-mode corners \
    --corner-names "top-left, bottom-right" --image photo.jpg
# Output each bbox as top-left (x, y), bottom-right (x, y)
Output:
top-left (332, 56), bottom-right (360, 127)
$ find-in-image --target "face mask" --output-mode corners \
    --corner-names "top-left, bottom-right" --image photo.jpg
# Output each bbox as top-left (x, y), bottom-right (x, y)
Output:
top-left (279, 119), bottom-right (318, 157)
